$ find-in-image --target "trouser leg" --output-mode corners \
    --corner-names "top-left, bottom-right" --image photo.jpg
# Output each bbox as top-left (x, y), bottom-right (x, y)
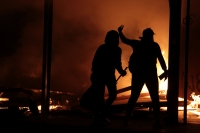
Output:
top-left (103, 78), bottom-right (117, 115)
top-left (125, 76), bottom-right (144, 118)
top-left (146, 76), bottom-right (160, 121)
top-left (90, 74), bottom-right (105, 118)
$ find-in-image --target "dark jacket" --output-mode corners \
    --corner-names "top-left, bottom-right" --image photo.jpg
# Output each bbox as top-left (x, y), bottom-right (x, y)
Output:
top-left (91, 44), bottom-right (124, 76)
top-left (119, 32), bottom-right (167, 75)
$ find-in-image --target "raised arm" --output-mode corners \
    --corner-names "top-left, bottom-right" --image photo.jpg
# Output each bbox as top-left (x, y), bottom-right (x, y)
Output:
top-left (118, 25), bottom-right (137, 46)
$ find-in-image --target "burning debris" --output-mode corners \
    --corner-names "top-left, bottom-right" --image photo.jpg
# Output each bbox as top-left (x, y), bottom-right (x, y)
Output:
top-left (190, 92), bottom-right (200, 109)
top-left (0, 87), bottom-right (77, 117)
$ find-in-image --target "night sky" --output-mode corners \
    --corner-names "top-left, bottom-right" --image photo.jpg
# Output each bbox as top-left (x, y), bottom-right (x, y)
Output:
top-left (0, 0), bottom-right (199, 96)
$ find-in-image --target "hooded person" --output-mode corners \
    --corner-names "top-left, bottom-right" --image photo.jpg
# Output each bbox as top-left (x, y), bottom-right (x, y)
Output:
top-left (118, 25), bottom-right (168, 128)
top-left (80, 30), bottom-right (127, 126)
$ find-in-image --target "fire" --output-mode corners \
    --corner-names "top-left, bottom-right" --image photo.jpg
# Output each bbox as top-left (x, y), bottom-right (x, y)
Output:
top-left (0, 98), bottom-right (9, 101)
top-left (160, 93), bottom-right (200, 118)
top-left (115, 48), bottom-right (200, 118)
top-left (190, 92), bottom-right (200, 109)
top-left (37, 104), bottom-right (70, 111)
top-left (186, 92), bottom-right (200, 116)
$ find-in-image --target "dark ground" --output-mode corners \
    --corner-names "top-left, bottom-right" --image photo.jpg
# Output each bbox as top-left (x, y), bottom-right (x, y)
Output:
top-left (0, 109), bottom-right (200, 133)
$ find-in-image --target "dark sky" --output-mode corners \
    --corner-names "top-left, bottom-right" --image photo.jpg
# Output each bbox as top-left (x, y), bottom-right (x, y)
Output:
top-left (0, 0), bottom-right (199, 95)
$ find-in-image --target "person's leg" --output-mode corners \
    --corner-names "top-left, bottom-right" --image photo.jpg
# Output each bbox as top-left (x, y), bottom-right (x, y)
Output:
top-left (90, 74), bottom-right (106, 126)
top-left (124, 75), bottom-right (144, 124)
top-left (104, 75), bottom-right (117, 112)
top-left (93, 83), bottom-right (105, 118)
top-left (145, 74), bottom-right (160, 123)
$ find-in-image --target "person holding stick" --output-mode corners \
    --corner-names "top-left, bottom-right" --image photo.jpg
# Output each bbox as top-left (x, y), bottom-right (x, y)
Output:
top-left (81, 30), bottom-right (127, 126)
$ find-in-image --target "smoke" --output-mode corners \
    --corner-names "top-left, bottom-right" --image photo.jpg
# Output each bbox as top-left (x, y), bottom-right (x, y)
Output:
top-left (51, 15), bottom-right (103, 93)
top-left (0, 0), bottom-right (171, 94)
top-left (0, 2), bottom-right (44, 88)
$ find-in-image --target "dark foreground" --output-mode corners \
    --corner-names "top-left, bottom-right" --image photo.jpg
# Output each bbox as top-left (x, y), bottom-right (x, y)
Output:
top-left (0, 110), bottom-right (200, 133)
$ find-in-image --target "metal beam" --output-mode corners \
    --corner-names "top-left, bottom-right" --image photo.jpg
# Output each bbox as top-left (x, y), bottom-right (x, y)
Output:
top-left (184, 0), bottom-right (191, 124)
top-left (167, 0), bottom-right (182, 124)
top-left (41, 0), bottom-right (53, 117)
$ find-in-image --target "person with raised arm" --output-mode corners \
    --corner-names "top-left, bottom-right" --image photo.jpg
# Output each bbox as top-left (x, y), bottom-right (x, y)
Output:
top-left (118, 25), bottom-right (168, 128)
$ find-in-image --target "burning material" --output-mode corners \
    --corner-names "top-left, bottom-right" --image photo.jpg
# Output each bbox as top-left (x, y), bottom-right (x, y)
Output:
top-left (0, 88), bottom-right (73, 117)
top-left (37, 105), bottom-right (70, 111)
top-left (186, 92), bottom-right (200, 117)
top-left (159, 92), bottom-right (200, 118)
top-left (190, 92), bottom-right (200, 109)
top-left (0, 98), bottom-right (9, 102)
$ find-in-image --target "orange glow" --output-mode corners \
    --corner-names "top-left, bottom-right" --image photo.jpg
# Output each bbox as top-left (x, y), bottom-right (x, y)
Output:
top-left (160, 95), bottom-right (200, 118)
top-left (37, 105), bottom-right (70, 111)
top-left (116, 49), bottom-right (168, 96)
top-left (0, 98), bottom-right (9, 101)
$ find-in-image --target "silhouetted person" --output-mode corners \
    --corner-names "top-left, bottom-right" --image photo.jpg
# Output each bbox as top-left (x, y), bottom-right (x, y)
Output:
top-left (118, 25), bottom-right (168, 127)
top-left (89, 30), bottom-right (126, 126)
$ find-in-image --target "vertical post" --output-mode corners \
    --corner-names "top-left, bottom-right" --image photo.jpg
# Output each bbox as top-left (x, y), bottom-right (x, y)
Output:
top-left (183, 0), bottom-right (191, 124)
top-left (167, 0), bottom-right (182, 124)
top-left (41, 0), bottom-right (53, 117)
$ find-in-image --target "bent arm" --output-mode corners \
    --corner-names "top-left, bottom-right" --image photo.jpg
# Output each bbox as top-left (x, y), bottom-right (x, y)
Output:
top-left (118, 31), bottom-right (137, 47)
top-left (115, 48), bottom-right (124, 74)
top-left (157, 45), bottom-right (167, 71)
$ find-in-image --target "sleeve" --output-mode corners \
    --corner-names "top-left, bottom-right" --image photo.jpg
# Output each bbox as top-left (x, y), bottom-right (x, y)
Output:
top-left (156, 44), bottom-right (167, 71)
top-left (119, 31), bottom-right (138, 48)
top-left (115, 47), bottom-right (124, 74)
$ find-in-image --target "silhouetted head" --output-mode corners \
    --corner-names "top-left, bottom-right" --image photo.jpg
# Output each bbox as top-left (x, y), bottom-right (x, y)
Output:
top-left (140, 28), bottom-right (155, 41)
top-left (104, 30), bottom-right (119, 46)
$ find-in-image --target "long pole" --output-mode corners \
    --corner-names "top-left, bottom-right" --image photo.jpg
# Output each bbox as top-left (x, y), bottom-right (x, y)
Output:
top-left (41, 0), bottom-right (53, 117)
top-left (167, 0), bottom-right (182, 124)
top-left (184, 0), bottom-right (191, 124)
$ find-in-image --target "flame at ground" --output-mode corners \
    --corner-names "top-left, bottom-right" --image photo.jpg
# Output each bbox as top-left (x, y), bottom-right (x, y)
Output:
top-left (187, 92), bottom-right (200, 116)
top-left (160, 93), bottom-right (200, 118)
